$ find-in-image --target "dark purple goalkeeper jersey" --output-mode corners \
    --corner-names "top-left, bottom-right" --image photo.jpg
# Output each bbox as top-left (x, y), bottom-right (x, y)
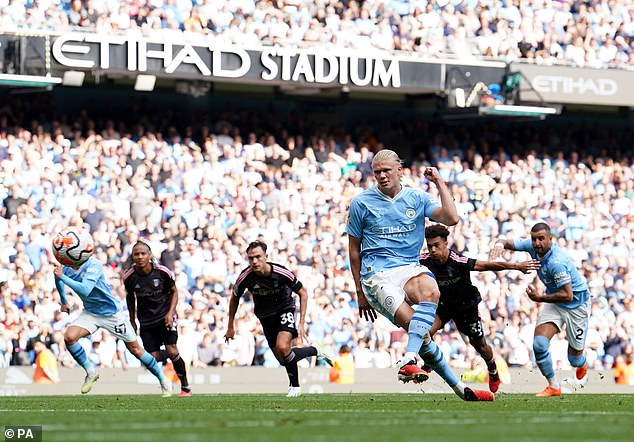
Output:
top-left (123, 263), bottom-right (176, 327)
top-left (233, 262), bottom-right (302, 318)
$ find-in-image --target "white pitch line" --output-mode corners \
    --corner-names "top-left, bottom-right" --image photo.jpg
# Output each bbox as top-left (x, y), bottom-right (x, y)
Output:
top-left (1, 408), bottom-right (633, 416)
top-left (36, 415), bottom-right (632, 432)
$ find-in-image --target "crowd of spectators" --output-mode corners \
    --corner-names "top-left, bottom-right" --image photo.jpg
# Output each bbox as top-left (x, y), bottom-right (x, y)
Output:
top-left (1, 0), bottom-right (634, 69)
top-left (0, 92), bottom-right (632, 385)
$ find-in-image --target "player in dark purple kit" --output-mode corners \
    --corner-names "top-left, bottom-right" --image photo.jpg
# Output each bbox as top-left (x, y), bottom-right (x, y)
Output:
top-left (419, 225), bottom-right (540, 392)
top-left (123, 241), bottom-right (192, 396)
top-left (225, 240), bottom-right (332, 397)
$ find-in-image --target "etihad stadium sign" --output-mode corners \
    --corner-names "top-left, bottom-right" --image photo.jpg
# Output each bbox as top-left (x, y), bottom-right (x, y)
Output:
top-left (51, 33), bottom-right (402, 88)
top-left (4, 31), bottom-right (633, 106)
top-left (23, 31), bottom-right (505, 94)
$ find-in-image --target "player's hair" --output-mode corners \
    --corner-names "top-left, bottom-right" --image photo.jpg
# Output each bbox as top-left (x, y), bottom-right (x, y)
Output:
top-left (371, 149), bottom-right (403, 166)
top-left (425, 224), bottom-right (450, 240)
top-left (246, 240), bottom-right (267, 254)
top-left (132, 241), bottom-right (152, 252)
top-left (531, 222), bottom-right (551, 234)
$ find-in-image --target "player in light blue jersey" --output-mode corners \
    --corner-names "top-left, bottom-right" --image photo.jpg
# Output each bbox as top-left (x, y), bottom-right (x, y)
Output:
top-left (346, 149), bottom-right (494, 401)
top-left (494, 222), bottom-right (590, 397)
top-left (54, 256), bottom-right (172, 396)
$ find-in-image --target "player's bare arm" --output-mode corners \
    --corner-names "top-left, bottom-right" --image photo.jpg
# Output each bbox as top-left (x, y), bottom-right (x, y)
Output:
top-left (526, 282), bottom-right (574, 303)
top-left (224, 294), bottom-right (240, 342)
top-left (425, 167), bottom-right (459, 226)
top-left (348, 235), bottom-right (377, 322)
top-left (474, 259), bottom-right (541, 273)
top-left (165, 285), bottom-right (178, 329)
top-left (296, 286), bottom-right (308, 344)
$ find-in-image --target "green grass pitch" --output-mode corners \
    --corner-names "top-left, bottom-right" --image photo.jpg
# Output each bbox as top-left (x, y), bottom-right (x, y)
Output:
top-left (1, 393), bottom-right (632, 442)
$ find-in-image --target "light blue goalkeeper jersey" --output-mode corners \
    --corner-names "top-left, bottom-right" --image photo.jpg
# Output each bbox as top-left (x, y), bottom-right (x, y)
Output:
top-left (56, 257), bottom-right (121, 316)
top-left (514, 239), bottom-right (590, 309)
top-left (346, 185), bottom-right (441, 279)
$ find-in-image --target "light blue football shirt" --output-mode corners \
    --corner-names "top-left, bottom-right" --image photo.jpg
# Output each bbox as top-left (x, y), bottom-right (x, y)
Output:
top-left (61, 257), bottom-right (122, 316)
top-left (514, 239), bottom-right (589, 309)
top-left (346, 185), bottom-right (441, 279)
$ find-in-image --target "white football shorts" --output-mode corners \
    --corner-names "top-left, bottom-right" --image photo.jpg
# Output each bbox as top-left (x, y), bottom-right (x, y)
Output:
top-left (361, 263), bottom-right (434, 323)
top-left (536, 301), bottom-right (590, 351)
top-left (73, 310), bottom-right (138, 343)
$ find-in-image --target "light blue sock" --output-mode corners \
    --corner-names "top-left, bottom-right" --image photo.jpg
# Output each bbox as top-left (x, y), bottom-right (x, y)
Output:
top-left (67, 342), bottom-right (94, 373)
top-left (419, 340), bottom-right (459, 387)
top-left (533, 335), bottom-right (555, 379)
top-left (406, 302), bottom-right (437, 353)
top-left (139, 351), bottom-right (166, 382)
top-left (568, 352), bottom-right (586, 368)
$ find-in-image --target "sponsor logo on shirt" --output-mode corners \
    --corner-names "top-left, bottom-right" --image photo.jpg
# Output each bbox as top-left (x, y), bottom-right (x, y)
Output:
top-left (136, 289), bottom-right (163, 298)
top-left (251, 288), bottom-right (281, 297)
top-left (437, 276), bottom-right (462, 286)
top-left (370, 224), bottom-right (416, 235)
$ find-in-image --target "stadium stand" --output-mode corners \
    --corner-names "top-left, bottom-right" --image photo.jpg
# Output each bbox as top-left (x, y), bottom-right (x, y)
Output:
top-left (0, 91), bottom-right (632, 376)
top-left (3, 0), bottom-right (633, 68)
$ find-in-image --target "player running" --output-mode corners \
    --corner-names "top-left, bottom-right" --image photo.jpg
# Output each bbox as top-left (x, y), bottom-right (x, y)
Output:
top-left (492, 222), bottom-right (591, 397)
top-left (419, 224), bottom-right (540, 392)
top-left (225, 240), bottom-right (333, 398)
top-left (124, 241), bottom-right (191, 397)
top-left (346, 149), bottom-right (494, 401)
top-left (53, 253), bottom-right (171, 396)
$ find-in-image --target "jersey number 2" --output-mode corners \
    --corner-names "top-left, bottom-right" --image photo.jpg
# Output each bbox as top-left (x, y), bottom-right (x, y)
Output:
top-left (575, 327), bottom-right (584, 340)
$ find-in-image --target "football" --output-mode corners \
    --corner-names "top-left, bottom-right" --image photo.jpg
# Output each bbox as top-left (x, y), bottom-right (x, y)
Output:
top-left (51, 228), bottom-right (95, 267)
